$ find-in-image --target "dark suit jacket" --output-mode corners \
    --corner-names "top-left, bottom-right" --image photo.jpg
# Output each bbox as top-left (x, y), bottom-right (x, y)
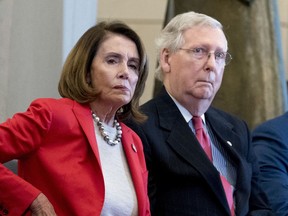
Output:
top-left (127, 87), bottom-right (273, 216)
top-left (252, 112), bottom-right (288, 216)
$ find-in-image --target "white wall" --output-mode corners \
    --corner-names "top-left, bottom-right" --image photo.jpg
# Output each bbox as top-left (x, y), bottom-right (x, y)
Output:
top-left (63, 0), bottom-right (97, 62)
top-left (0, 0), bottom-right (97, 122)
top-left (7, 1), bottom-right (63, 118)
top-left (0, 0), bottom-right (13, 122)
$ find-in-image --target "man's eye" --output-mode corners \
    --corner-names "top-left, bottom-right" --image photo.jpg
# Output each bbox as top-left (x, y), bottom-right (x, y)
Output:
top-left (215, 52), bottom-right (226, 59)
top-left (192, 48), bottom-right (206, 54)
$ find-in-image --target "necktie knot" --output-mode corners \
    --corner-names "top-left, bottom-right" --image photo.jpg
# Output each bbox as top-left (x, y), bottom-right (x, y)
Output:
top-left (192, 116), bottom-right (211, 159)
top-left (192, 116), bottom-right (203, 131)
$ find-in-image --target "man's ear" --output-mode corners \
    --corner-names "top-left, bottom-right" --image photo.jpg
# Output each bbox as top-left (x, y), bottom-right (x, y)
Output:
top-left (160, 48), bottom-right (171, 73)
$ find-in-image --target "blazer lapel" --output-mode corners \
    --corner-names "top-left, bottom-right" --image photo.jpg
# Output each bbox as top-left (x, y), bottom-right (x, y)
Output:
top-left (72, 102), bottom-right (148, 215)
top-left (121, 124), bottom-right (147, 216)
top-left (72, 101), bottom-right (102, 166)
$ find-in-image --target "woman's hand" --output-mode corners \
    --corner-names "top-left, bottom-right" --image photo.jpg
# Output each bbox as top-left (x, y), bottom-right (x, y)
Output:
top-left (30, 193), bottom-right (57, 216)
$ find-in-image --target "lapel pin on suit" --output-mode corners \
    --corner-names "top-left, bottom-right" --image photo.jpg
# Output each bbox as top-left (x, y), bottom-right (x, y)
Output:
top-left (227, 141), bottom-right (233, 146)
top-left (131, 143), bottom-right (137, 153)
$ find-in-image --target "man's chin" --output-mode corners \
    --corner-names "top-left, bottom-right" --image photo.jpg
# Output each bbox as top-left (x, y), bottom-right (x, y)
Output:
top-left (194, 90), bottom-right (214, 100)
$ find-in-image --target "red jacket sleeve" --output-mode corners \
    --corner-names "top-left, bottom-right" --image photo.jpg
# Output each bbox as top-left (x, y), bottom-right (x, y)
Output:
top-left (0, 99), bottom-right (52, 215)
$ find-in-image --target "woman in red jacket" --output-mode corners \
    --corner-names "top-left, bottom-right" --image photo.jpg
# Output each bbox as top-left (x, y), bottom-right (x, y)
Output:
top-left (0, 21), bottom-right (150, 216)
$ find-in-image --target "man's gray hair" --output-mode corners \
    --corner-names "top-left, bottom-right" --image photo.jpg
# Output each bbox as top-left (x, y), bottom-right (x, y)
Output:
top-left (155, 11), bottom-right (224, 81)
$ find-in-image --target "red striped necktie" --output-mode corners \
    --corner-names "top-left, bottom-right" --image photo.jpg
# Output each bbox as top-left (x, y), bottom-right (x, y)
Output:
top-left (192, 116), bottom-right (235, 216)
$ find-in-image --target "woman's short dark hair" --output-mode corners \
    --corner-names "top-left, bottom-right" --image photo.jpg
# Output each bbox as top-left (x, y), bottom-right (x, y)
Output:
top-left (58, 21), bottom-right (148, 122)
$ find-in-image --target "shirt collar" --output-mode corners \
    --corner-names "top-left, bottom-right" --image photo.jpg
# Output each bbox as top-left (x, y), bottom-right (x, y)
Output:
top-left (168, 93), bottom-right (206, 124)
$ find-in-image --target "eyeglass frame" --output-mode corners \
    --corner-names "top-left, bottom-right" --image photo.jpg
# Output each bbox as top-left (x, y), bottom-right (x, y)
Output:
top-left (178, 47), bottom-right (232, 65)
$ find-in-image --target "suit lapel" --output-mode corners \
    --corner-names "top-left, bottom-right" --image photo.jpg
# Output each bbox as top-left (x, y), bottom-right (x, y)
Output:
top-left (206, 108), bottom-right (252, 215)
top-left (155, 88), bottom-right (231, 213)
top-left (205, 108), bottom-right (248, 176)
top-left (206, 109), bottom-right (240, 160)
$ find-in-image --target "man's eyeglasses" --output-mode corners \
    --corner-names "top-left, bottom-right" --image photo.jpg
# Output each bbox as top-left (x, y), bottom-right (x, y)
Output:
top-left (179, 47), bottom-right (232, 65)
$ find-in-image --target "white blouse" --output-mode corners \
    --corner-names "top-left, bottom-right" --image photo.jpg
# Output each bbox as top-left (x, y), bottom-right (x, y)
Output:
top-left (94, 121), bottom-right (138, 216)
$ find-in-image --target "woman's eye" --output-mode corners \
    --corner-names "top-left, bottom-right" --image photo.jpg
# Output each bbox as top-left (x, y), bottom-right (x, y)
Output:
top-left (129, 64), bottom-right (137, 70)
top-left (106, 57), bottom-right (119, 64)
top-left (129, 63), bottom-right (139, 73)
top-left (107, 59), bottom-right (116, 64)
top-left (128, 59), bottom-right (140, 71)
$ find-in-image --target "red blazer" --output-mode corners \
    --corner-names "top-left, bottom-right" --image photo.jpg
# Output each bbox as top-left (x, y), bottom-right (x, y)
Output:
top-left (0, 98), bottom-right (150, 216)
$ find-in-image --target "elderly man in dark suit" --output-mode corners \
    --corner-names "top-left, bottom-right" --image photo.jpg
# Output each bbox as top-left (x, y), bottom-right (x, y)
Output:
top-left (252, 112), bottom-right (288, 216)
top-left (126, 11), bottom-right (274, 216)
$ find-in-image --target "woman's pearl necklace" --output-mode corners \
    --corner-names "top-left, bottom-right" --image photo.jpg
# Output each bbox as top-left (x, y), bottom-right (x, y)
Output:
top-left (92, 111), bottom-right (122, 146)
